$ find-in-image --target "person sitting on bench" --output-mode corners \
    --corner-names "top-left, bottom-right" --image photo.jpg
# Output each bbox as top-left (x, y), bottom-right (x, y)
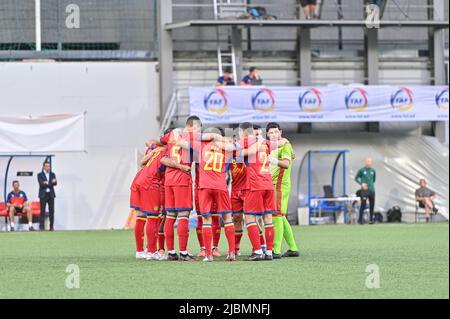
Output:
top-left (6, 180), bottom-right (34, 232)
top-left (415, 179), bottom-right (438, 223)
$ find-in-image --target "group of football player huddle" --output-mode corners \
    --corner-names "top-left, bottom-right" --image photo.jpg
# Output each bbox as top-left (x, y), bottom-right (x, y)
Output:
top-left (130, 116), bottom-right (300, 262)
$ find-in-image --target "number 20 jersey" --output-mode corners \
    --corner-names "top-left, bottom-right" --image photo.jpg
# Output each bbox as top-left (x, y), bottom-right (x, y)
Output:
top-left (197, 140), bottom-right (231, 192)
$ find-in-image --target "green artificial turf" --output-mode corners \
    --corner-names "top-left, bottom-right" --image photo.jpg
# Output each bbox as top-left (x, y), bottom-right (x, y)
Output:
top-left (0, 223), bottom-right (448, 299)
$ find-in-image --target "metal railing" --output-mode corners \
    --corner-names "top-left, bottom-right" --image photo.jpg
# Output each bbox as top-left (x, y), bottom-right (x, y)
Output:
top-left (160, 91), bottom-right (179, 135)
top-left (172, 0), bottom-right (441, 21)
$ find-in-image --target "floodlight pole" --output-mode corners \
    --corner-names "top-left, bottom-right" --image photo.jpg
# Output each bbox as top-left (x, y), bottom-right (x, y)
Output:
top-left (35, 0), bottom-right (42, 51)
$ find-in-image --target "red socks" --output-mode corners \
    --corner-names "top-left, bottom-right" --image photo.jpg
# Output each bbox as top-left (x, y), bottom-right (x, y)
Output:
top-left (202, 223), bottom-right (213, 256)
top-left (212, 215), bottom-right (221, 247)
top-left (224, 222), bottom-right (236, 254)
top-left (164, 214), bottom-right (177, 252)
top-left (177, 215), bottom-right (190, 253)
top-left (134, 217), bottom-right (146, 252)
top-left (196, 215), bottom-right (204, 248)
top-left (157, 217), bottom-right (165, 251)
top-left (235, 230), bottom-right (243, 251)
top-left (146, 217), bottom-right (159, 254)
top-left (259, 229), bottom-right (266, 247)
top-left (158, 232), bottom-right (165, 251)
top-left (264, 223), bottom-right (274, 251)
top-left (246, 222), bottom-right (262, 252)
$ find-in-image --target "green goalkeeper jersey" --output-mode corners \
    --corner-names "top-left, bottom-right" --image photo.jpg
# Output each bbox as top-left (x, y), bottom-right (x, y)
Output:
top-left (270, 143), bottom-right (294, 191)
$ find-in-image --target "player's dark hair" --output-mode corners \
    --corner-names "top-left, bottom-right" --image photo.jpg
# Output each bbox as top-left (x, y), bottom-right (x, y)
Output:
top-left (43, 161), bottom-right (50, 166)
top-left (12, 180), bottom-right (19, 186)
top-left (249, 67), bottom-right (257, 73)
top-left (204, 126), bottom-right (225, 137)
top-left (164, 127), bottom-right (174, 136)
top-left (239, 122), bottom-right (254, 135)
top-left (186, 115), bottom-right (202, 127)
top-left (223, 68), bottom-right (232, 74)
top-left (216, 127), bottom-right (225, 137)
top-left (253, 124), bottom-right (261, 130)
top-left (266, 122), bottom-right (281, 132)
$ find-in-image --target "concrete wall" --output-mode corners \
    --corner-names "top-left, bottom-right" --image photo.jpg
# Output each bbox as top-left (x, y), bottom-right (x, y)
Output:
top-left (0, 61), bottom-right (160, 230)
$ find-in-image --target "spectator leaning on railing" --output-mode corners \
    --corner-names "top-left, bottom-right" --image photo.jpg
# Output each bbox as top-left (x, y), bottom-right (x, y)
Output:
top-left (241, 67), bottom-right (263, 86)
top-left (300, 0), bottom-right (318, 20)
top-left (216, 68), bottom-right (236, 86)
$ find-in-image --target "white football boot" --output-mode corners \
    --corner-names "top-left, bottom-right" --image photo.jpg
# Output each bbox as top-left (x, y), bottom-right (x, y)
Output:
top-left (136, 251), bottom-right (147, 259)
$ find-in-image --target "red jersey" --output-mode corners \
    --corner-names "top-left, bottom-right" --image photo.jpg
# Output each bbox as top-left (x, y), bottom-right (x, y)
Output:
top-left (242, 138), bottom-right (273, 191)
top-left (135, 148), bottom-right (167, 190)
top-left (230, 154), bottom-right (249, 191)
top-left (131, 169), bottom-right (143, 190)
top-left (131, 146), bottom-right (153, 190)
top-left (197, 140), bottom-right (230, 192)
top-left (160, 130), bottom-right (197, 187)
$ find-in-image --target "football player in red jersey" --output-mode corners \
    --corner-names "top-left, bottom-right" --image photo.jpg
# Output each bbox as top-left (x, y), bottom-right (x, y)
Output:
top-left (195, 157), bottom-right (223, 258)
top-left (253, 125), bottom-right (267, 253)
top-left (160, 116), bottom-right (202, 261)
top-left (230, 136), bottom-right (248, 257)
top-left (143, 140), bottom-right (168, 256)
top-left (178, 127), bottom-right (236, 262)
top-left (134, 142), bottom-right (169, 261)
top-left (236, 122), bottom-right (288, 261)
top-left (130, 142), bottom-right (163, 259)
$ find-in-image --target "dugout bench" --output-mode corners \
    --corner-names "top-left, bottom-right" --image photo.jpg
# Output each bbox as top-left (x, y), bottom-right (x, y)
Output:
top-left (0, 154), bottom-right (54, 231)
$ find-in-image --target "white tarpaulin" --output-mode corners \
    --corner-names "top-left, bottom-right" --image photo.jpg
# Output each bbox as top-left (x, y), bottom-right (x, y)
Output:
top-left (0, 113), bottom-right (86, 152)
top-left (190, 85), bottom-right (449, 124)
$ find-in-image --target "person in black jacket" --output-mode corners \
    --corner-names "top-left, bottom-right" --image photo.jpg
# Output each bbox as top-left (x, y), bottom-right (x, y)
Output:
top-left (37, 161), bottom-right (57, 231)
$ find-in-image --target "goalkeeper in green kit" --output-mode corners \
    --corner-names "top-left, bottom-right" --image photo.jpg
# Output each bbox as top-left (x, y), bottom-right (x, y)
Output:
top-left (266, 123), bottom-right (300, 259)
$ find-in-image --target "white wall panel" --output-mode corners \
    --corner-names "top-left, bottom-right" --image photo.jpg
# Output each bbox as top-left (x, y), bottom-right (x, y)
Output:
top-left (0, 61), bottom-right (159, 230)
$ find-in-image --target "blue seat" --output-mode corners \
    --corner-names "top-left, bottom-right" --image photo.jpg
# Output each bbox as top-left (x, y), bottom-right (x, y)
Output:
top-left (309, 185), bottom-right (346, 223)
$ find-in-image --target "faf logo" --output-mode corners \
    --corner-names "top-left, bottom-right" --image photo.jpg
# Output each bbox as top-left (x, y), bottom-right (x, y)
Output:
top-left (435, 88), bottom-right (449, 111)
top-left (299, 88), bottom-right (323, 112)
top-left (345, 88), bottom-right (369, 112)
top-left (204, 89), bottom-right (229, 115)
top-left (252, 88), bottom-right (276, 112)
top-left (391, 87), bottom-right (414, 112)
